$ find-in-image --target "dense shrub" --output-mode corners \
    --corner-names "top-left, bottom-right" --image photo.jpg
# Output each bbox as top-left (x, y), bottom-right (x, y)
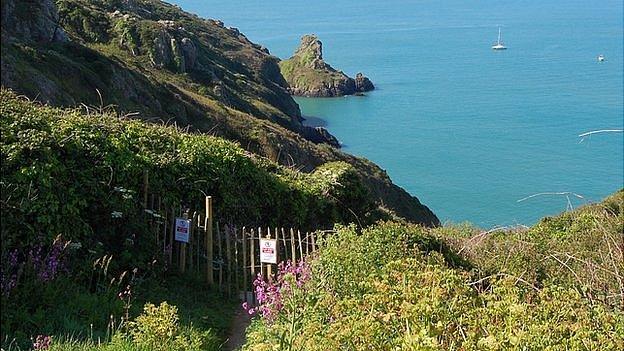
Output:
top-left (243, 220), bottom-right (624, 350)
top-left (442, 190), bottom-right (624, 308)
top-left (0, 89), bottom-right (372, 346)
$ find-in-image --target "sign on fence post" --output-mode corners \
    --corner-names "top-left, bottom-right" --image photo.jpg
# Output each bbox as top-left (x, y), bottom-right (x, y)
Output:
top-left (175, 218), bottom-right (190, 243)
top-left (259, 238), bottom-right (277, 264)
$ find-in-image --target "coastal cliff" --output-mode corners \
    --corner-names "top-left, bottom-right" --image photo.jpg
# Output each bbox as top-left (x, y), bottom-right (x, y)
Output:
top-left (0, 0), bottom-right (436, 226)
top-left (279, 34), bottom-right (374, 97)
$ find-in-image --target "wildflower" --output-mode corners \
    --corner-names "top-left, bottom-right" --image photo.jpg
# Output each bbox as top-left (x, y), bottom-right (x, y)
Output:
top-left (247, 259), bottom-right (312, 323)
top-left (33, 335), bottom-right (52, 350)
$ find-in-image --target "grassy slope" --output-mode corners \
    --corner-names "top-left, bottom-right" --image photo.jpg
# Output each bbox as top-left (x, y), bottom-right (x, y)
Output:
top-left (278, 57), bottom-right (349, 95)
top-left (0, 0), bottom-right (438, 225)
top-left (0, 89), bottom-right (376, 349)
top-left (243, 192), bottom-right (624, 350)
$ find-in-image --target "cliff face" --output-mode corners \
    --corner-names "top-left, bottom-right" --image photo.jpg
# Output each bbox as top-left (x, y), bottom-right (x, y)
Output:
top-left (0, 0), bottom-right (438, 226)
top-left (279, 35), bottom-right (374, 97)
top-left (1, 0), bottom-right (69, 43)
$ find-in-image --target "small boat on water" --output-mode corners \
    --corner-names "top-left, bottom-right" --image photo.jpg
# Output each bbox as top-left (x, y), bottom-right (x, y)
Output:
top-left (597, 54), bottom-right (605, 62)
top-left (492, 27), bottom-right (507, 50)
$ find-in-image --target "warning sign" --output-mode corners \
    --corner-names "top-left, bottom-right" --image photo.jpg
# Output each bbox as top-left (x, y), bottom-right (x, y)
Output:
top-left (174, 218), bottom-right (190, 243)
top-left (259, 238), bottom-right (277, 264)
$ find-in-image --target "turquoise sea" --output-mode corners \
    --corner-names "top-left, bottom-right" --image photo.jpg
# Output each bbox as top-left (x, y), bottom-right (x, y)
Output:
top-left (172, 0), bottom-right (624, 227)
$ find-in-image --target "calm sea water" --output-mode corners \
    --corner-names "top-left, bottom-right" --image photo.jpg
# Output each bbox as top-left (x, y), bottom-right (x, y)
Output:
top-left (173, 0), bottom-right (624, 227)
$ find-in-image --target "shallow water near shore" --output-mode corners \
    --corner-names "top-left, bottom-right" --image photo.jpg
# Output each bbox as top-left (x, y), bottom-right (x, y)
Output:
top-left (173, 0), bottom-right (623, 227)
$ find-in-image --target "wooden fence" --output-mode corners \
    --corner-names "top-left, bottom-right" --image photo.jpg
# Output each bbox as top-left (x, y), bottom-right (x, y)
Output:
top-left (141, 172), bottom-right (320, 303)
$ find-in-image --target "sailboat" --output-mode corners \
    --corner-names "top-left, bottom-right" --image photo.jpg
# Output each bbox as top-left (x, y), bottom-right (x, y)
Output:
top-left (492, 27), bottom-right (507, 50)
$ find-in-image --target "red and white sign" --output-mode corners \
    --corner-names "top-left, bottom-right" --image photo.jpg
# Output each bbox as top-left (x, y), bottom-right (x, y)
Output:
top-left (259, 238), bottom-right (277, 264)
top-left (174, 218), bottom-right (190, 243)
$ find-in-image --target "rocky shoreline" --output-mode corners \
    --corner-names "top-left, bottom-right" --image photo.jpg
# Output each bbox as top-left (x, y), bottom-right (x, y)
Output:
top-left (279, 35), bottom-right (374, 97)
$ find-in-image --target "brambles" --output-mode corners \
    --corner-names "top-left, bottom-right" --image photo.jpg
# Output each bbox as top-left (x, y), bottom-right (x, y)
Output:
top-left (243, 212), bottom-right (624, 350)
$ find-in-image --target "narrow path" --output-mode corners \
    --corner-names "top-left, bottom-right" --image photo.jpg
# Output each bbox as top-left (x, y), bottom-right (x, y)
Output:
top-left (224, 309), bottom-right (252, 351)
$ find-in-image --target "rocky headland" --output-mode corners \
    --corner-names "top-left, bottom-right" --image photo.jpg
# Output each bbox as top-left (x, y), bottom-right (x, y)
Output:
top-left (279, 34), bottom-right (374, 97)
top-left (0, 0), bottom-right (437, 226)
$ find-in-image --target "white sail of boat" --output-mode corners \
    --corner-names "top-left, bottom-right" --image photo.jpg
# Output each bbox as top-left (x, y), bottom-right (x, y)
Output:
top-left (492, 27), bottom-right (507, 50)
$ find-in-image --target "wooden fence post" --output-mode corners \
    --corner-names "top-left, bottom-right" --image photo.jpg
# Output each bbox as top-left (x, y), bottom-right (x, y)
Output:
top-left (234, 227), bottom-right (240, 299)
top-left (157, 196), bottom-right (162, 248)
top-left (290, 228), bottom-right (296, 262)
top-left (266, 228), bottom-right (273, 279)
top-left (305, 232), bottom-right (309, 256)
top-left (242, 226), bottom-right (248, 302)
top-left (281, 228), bottom-right (287, 261)
top-left (162, 200), bottom-right (168, 256)
top-left (196, 214), bottom-right (201, 275)
top-left (217, 222), bottom-right (223, 290)
top-left (258, 227), bottom-right (263, 283)
top-left (168, 206), bottom-right (175, 266)
top-left (225, 224), bottom-right (232, 297)
top-left (179, 211), bottom-right (188, 274)
top-left (142, 170), bottom-right (149, 209)
top-left (205, 196), bottom-right (214, 286)
top-left (311, 231), bottom-right (316, 253)
top-left (250, 228), bottom-right (256, 281)
top-left (298, 230), bottom-right (303, 259)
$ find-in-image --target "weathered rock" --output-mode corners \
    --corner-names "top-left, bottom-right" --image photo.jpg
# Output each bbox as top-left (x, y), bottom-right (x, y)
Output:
top-left (1, 0), bottom-right (68, 43)
top-left (354, 72), bottom-right (374, 92)
top-left (302, 126), bottom-right (341, 148)
top-left (170, 38), bottom-right (186, 72)
top-left (150, 30), bottom-right (174, 68)
top-left (279, 34), bottom-right (374, 97)
top-left (180, 38), bottom-right (197, 71)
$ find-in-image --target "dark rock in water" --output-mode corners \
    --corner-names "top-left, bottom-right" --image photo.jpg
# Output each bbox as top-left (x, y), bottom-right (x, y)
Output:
top-left (279, 34), bottom-right (374, 97)
top-left (354, 72), bottom-right (374, 92)
top-left (1, 0), bottom-right (68, 43)
top-left (302, 126), bottom-right (341, 148)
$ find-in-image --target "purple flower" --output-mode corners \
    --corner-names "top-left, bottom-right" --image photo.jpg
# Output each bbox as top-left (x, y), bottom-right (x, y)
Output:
top-left (248, 259), bottom-right (312, 323)
top-left (1, 249), bottom-right (20, 297)
top-left (33, 335), bottom-right (52, 350)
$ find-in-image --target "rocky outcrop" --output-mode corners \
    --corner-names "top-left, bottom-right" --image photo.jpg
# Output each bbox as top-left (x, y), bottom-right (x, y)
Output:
top-left (1, 0), bottom-right (68, 43)
top-left (148, 29), bottom-right (197, 73)
top-left (279, 35), bottom-right (374, 97)
top-left (179, 38), bottom-right (197, 71)
top-left (150, 30), bottom-right (174, 68)
top-left (354, 72), bottom-right (374, 92)
top-left (302, 126), bottom-right (341, 148)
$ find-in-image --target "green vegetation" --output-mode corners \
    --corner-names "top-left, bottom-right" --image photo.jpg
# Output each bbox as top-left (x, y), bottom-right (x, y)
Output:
top-left (278, 58), bottom-right (348, 95)
top-left (0, 89), bottom-right (377, 349)
top-left (243, 193), bottom-right (624, 350)
top-left (3, 2), bottom-right (620, 350)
